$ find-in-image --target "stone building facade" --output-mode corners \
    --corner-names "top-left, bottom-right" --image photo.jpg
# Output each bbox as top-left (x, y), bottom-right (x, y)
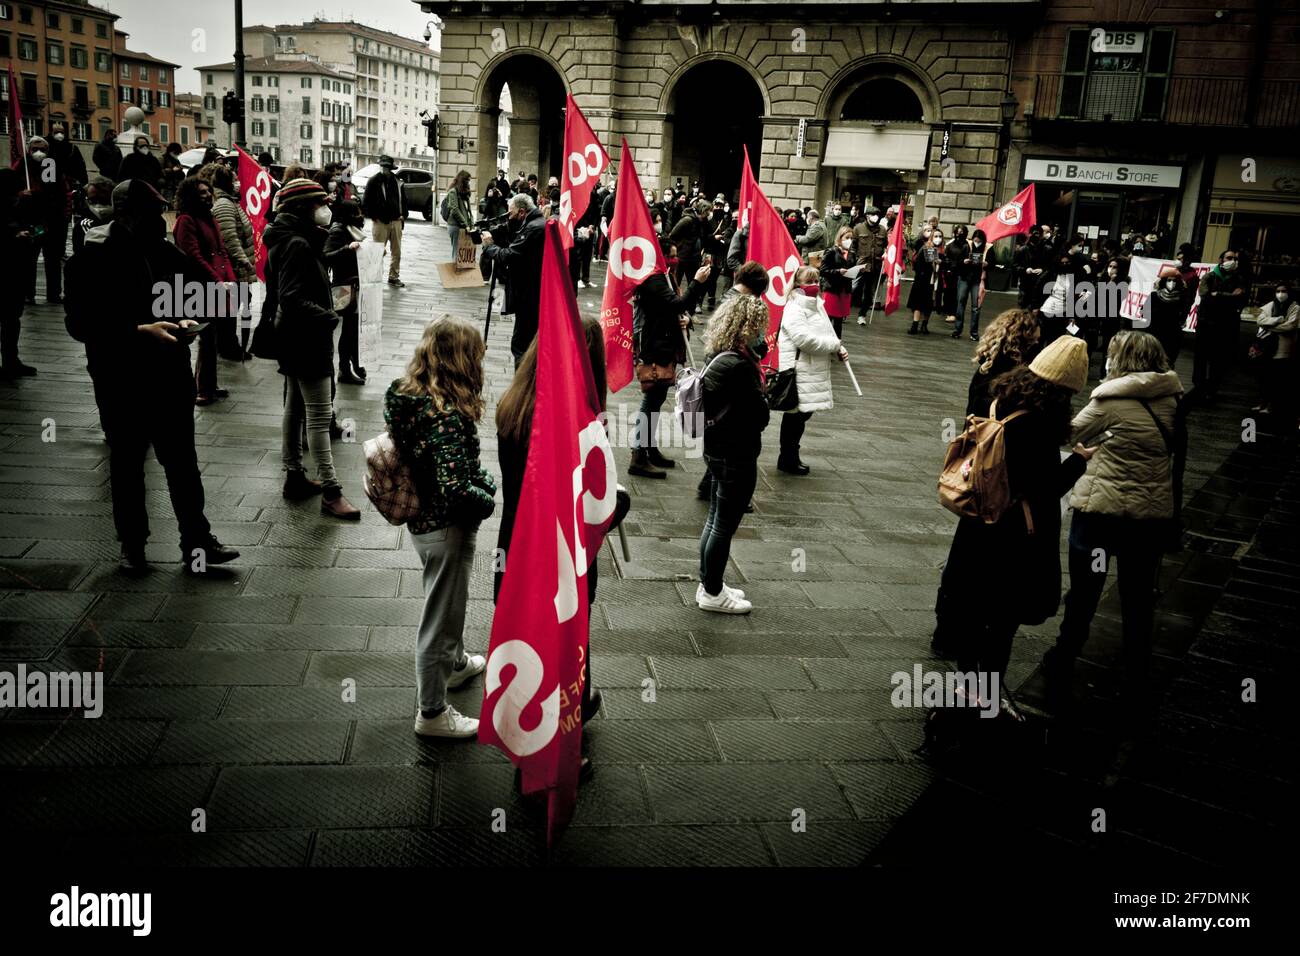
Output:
top-left (419, 0), bottom-right (1025, 229)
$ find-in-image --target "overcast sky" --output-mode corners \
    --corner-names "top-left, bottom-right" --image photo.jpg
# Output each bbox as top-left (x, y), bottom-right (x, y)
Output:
top-left (101, 0), bottom-right (442, 94)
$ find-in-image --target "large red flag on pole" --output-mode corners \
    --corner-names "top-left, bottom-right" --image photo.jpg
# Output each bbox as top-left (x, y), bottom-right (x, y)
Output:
top-left (7, 64), bottom-right (29, 188)
top-left (883, 200), bottom-right (908, 316)
top-left (973, 183), bottom-right (1037, 245)
top-left (480, 219), bottom-right (619, 844)
top-left (738, 146), bottom-right (800, 370)
top-left (235, 145), bottom-right (271, 281)
top-left (559, 93), bottom-right (610, 251)
top-left (599, 139), bottom-right (664, 394)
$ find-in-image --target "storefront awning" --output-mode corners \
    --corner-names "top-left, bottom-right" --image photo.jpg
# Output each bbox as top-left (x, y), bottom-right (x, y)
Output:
top-left (822, 126), bottom-right (931, 170)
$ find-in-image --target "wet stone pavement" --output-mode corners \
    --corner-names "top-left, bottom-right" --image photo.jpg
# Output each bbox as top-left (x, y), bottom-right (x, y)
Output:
top-left (0, 219), bottom-right (1291, 867)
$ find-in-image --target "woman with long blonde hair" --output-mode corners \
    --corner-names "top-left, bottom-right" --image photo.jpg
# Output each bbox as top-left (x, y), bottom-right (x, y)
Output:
top-left (384, 314), bottom-right (497, 740)
top-left (696, 272), bottom-right (772, 614)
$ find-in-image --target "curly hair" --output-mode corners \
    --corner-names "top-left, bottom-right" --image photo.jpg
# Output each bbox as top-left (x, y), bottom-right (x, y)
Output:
top-left (989, 365), bottom-right (1073, 444)
top-left (397, 314), bottom-right (486, 421)
top-left (973, 308), bottom-right (1041, 373)
top-left (705, 293), bottom-right (769, 354)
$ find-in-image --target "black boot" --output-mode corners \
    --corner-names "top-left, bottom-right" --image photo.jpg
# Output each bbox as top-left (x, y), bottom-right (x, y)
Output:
top-left (628, 448), bottom-right (666, 480)
top-left (181, 536), bottom-right (241, 574)
top-left (283, 470), bottom-right (324, 500)
top-left (908, 321), bottom-right (919, 335)
top-left (119, 543), bottom-right (150, 577)
top-left (647, 448), bottom-right (676, 469)
top-left (776, 454), bottom-right (810, 476)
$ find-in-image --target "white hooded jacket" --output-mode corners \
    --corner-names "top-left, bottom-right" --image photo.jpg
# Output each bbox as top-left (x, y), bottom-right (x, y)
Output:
top-left (777, 290), bottom-right (842, 412)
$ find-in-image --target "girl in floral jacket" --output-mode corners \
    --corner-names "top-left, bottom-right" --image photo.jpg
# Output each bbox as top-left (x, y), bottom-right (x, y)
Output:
top-left (384, 315), bottom-right (496, 740)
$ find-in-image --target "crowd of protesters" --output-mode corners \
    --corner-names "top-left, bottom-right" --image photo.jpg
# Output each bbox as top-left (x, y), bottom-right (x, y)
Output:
top-left (5, 133), bottom-right (1295, 768)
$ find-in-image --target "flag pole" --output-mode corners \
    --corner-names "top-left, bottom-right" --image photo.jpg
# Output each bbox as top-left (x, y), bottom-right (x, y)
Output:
top-left (842, 359), bottom-right (863, 397)
top-left (866, 268), bottom-right (885, 326)
top-left (681, 326), bottom-right (696, 367)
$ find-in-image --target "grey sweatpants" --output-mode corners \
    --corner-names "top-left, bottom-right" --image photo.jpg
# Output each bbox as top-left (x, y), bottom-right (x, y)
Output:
top-left (410, 525), bottom-right (477, 713)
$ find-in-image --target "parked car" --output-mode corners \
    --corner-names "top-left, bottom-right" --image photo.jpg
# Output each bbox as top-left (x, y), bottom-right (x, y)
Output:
top-left (352, 163), bottom-right (437, 220)
top-left (177, 146), bottom-right (237, 171)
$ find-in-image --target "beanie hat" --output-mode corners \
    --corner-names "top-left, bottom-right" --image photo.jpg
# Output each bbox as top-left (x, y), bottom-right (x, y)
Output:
top-left (1028, 335), bottom-right (1089, 393)
top-left (274, 177), bottom-right (328, 212)
top-left (111, 178), bottom-right (168, 217)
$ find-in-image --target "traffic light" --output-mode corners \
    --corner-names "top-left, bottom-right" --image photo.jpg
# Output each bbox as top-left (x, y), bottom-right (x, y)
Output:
top-left (421, 112), bottom-right (439, 150)
top-left (221, 91), bottom-right (244, 125)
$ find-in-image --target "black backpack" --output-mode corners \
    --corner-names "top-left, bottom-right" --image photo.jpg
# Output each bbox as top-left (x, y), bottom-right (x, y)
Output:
top-left (439, 192), bottom-right (451, 222)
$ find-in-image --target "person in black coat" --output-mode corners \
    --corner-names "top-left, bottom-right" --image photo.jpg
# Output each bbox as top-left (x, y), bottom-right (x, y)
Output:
top-left (323, 200), bottom-right (367, 384)
top-left (482, 193), bottom-right (546, 367)
top-left (628, 238), bottom-right (712, 479)
top-left (63, 178), bottom-right (239, 575)
top-left (932, 337), bottom-right (1090, 735)
top-left (360, 154), bottom-right (406, 285)
top-left (669, 198), bottom-right (713, 292)
top-left (0, 168), bottom-right (37, 377)
top-left (1014, 226), bottom-right (1051, 310)
top-left (568, 188), bottom-right (601, 291)
top-left (117, 137), bottom-right (163, 190)
top-left (93, 128), bottom-right (122, 182)
top-left (264, 178), bottom-right (360, 520)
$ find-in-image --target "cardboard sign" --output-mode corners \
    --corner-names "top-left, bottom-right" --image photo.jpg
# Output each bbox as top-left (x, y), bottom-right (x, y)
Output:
top-left (455, 233), bottom-right (478, 272)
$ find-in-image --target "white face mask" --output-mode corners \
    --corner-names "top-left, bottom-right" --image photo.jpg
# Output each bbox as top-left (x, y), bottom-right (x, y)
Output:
top-left (841, 239), bottom-right (853, 250)
top-left (1108, 268), bottom-right (1119, 278)
top-left (136, 145), bottom-right (149, 155)
top-left (972, 240), bottom-right (983, 248)
top-left (53, 133), bottom-right (66, 142)
top-left (1165, 279), bottom-right (1179, 291)
top-left (314, 206), bottom-right (333, 227)
top-left (1278, 292), bottom-right (1290, 303)
top-left (31, 151), bottom-right (47, 162)
top-left (654, 222), bottom-right (663, 234)
top-left (329, 180), bottom-right (339, 191)
top-left (867, 216), bottom-right (879, 225)
top-left (1222, 259), bottom-right (1238, 271)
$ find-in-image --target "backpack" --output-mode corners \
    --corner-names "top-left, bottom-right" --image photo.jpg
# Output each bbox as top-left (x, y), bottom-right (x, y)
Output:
top-left (938, 401), bottom-right (1032, 529)
top-left (439, 192), bottom-right (451, 223)
top-left (362, 431), bottom-right (420, 526)
top-left (675, 350), bottom-right (737, 439)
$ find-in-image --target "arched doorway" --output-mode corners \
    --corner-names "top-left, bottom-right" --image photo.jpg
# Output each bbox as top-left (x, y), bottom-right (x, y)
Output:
top-left (664, 60), bottom-right (764, 201)
top-left (819, 66), bottom-right (935, 215)
top-left (476, 53), bottom-right (566, 196)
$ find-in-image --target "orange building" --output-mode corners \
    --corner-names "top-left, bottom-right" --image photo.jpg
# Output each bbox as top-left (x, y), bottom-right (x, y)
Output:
top-left (113, 28), bottom-right (178, 147)
top-left (0, 0), bottom-right (120, 155)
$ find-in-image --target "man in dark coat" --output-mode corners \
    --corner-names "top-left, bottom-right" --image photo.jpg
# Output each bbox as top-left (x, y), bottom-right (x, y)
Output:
top-left (569, 189), bottom-right (601, 291)
top-left (852, 207), bottom-right (888, 321)
top-left (668, 198), bottom-right (712, 293)
top-left (1014, 226), bottom-right (1052, 309)
top-left (482, 193), bottom-right (546, 366)
top-left (48, 124), bottom-right (88, 187)
top-left (21, 136), bottom-right (73, 305)
top-left (64, 179), bottom-right (239, 575)
top-left (93, 128), bottom-right (122, 182)
top-left (1193, 249), bottom-right (1248, 404)
top-left (360, 154), bottom-right (406, 286)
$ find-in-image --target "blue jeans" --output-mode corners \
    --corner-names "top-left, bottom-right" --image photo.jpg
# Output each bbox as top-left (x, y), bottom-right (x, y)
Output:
top-left (448, 224), bottom-right (460, 258)
top-left (954, 278), bottom-right (980, 334)
top-left (633, 382), bottom-right (669, 451)
top-left (699, 453), bottom-right (757, 595)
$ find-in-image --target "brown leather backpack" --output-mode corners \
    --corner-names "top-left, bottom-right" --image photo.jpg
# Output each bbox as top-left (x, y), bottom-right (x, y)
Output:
top-left (938, 400), bottom-right (1034, 532)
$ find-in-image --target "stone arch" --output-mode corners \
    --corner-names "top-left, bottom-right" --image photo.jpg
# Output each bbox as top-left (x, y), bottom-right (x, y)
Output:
top-left (472, 50), bottom-right (570, 192)
top-left (818, 55), bottom-right (943, 124)
top-left (659, 52), bottom-right (773, 117)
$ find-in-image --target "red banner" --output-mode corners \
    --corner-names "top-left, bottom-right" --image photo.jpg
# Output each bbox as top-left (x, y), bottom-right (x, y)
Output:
top-left (883, 201), bottom-right (908, 316)
top-left (7, 64), bottom-right (26, 179)
top-left (559, 93), bottom-right (610, 251)
top-left (738, 146), bottom-right (800, 370)
top-left (235, 145), bottom-right (271, 282)
top-left (599, 139), bottom-right (664, 394)
top-left (973, 183), bottom-right (1037, 246)
top-left (480, 220), bottom-right (619, 843)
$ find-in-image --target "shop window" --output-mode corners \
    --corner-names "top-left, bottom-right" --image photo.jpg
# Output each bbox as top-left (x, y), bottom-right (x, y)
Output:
top-left (1060, 28), bottom-right (1175, 122)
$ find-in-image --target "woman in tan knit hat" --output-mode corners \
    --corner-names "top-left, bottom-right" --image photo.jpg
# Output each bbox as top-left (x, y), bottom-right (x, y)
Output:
top-left (926, 334), bottom-right (1091, 750)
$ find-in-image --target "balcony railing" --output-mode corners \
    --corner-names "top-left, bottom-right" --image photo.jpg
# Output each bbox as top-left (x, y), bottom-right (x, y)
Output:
top-left (1028, 73), bottom-right (1297, 128)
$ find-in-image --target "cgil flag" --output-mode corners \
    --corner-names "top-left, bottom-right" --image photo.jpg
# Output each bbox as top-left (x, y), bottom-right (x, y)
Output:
top-left (973, 183), bottom-right (1038, 246)
top-left (599, 138), bottom-right (665, 393)
top-left (235, 145), bottom-right (271, 282)
top-left (737, 146), bottom-right (800, 370)
top-left (8, 64), bottom-right (28, 186)
top-left (559, 93), bottom-right (610, 251)
top-left (479, 219), bottom-right (619, 843)
top-left (883, 200), bottom-right (908, 316)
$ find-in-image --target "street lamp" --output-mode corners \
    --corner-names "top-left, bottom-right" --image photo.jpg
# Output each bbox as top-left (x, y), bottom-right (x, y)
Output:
top-left (1000, 91), bottom-right (1018, 124)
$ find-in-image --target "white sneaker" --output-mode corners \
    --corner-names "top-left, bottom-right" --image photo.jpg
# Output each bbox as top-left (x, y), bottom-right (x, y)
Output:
top-left (577, 280), bottom-right (587, 289)
top-left (414, 705), bottom-right (479, 738)
top-left (446, 653), bottom-right (486, 690)
top-left (696, 582), bottom-right (746, 602)
top-left (857, 316), bottom-right (867, 326)
top-left (696, 585), bottom-right (752, 614)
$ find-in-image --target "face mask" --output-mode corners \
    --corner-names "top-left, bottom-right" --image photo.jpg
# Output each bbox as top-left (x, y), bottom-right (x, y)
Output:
top-left (868, 216), bottom-right (879, 225)
top-left (1108, 268), bottom-right (1119, 278)
top-left (1222, 259), bottom-right (1237, 271)
top-left (329, 180), bottom-right (339, 191)
top-left (348, 224), bottom-right (365, 242)
top-left (136, 145), bottom-right (149, 155)
top-left (53, 133), bottom-right (65, 142)
top-left (667, 257), bottom-right (680, 269)
top-left (89, 204), bottom-right (113, 219)
top-left (1070, 245), bottom-right (1081, 255)
top-left (841, 239), bottom-right (853, 250)
top-left (932, 236), bottom-right (942, 246)
top-left (800, 284), bottom-right (819, 296)
top-left (972, 240), bottom-right (983, 248)
top-left (31, 151), bottom-right (46, 162)
top-left (1133, 244), bottom-right (1145, 252)
top-left (314, 206), bottom-right (333, 227)
top-left (654, 222), bottom-right (663, 234)
top-left (1277, 293), bottom-right (1290, 303)
top-left (833, 209), bottom-right (841, 217)
top-left (1165, 280), bottom-right (1179, 291)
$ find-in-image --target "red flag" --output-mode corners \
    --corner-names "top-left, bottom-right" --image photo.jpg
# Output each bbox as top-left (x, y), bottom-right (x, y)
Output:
top-left (7, 64), bottom-right (28, 183)
top-left (480, 220), bottom-right (619, 843)
top-left (883, 202), bottom-right (908, 316)
top-left (738, 146), bottom-right (800, 370)
top-left (599, 139), bottom-right (664, 393)
top-left (559, 93), bottom-right (610, 251)
top-left (235, 146), bottom-right (270, 281)
top-left (973, 183), bottom-right (1037, 245)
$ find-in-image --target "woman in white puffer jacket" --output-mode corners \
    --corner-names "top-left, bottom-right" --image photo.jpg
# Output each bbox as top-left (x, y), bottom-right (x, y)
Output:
top-left (776, 266), bottom-right (848, 474)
